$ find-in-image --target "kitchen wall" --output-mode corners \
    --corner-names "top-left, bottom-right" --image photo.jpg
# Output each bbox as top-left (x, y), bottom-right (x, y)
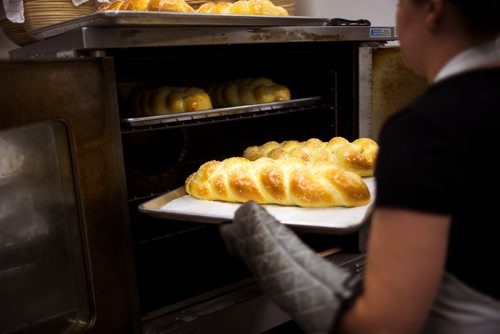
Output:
top-left (0, 0), bottom-right (398, 59)
top-left (371, 47), bottom-right (427, 140)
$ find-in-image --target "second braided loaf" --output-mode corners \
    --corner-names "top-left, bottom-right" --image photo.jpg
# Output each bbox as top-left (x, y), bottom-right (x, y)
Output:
top-left (243, 137), bottom-right (379, 177)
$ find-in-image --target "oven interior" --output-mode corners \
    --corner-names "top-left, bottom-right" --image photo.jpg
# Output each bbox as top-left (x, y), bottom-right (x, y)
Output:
top-left (110, 41), bottom-right (368, 318)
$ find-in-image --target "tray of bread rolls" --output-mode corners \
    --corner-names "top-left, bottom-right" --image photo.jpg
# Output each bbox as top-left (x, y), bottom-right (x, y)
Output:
top-left (31, 10), bottom-right (330, 40)
top-left (139, 177), bottom-right (375, 233)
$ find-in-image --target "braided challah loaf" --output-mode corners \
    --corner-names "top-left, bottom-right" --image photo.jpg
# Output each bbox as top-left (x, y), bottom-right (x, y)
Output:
top-left (129, 85), bottom-right (212, 115)
top-left (185, 157), bottom-right (370, 207)
top-left (243, 137), bottom-right (379, 177)
top-left (208, 77), bottom-right (291, 107)
top-left (97, 0), bottom-right (195, 12)
top-left (196, 0), bottom-right (289, 16)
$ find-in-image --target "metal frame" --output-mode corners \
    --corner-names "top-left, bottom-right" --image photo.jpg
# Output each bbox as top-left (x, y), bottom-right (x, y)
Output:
top-left (358, 45), bottom-right (373, 138)
top-left (10, 25), bottom-right (396, 60)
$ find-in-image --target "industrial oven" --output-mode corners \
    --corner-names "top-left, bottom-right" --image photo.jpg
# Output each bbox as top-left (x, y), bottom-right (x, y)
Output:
top-left (0, 12), bottom-right (412, 334)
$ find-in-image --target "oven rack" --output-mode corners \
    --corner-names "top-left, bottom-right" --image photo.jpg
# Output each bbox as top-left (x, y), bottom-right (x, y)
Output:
top-left (120, 96), bottom-right (324, 133)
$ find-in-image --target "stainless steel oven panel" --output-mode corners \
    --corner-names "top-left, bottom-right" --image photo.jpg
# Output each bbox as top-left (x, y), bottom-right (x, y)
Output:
top-left (9, 25), bottom-right (395, 60)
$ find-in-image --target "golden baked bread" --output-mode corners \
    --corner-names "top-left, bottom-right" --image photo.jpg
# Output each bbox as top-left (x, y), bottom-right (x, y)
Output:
top-left (196, 2), bottom-right (232, 13)
top-left (129, 85), bottom-right (212, 115)
top-left (196, 0), bottom-right (289, 16)
top-left (243, 137), bottom-right (379, 177)
top-left (208, 77), bottom-right (291, 107)
top-left (97, 0), bottom-right (195, 12)
top-left (185, 157), bottom-right (370, 207)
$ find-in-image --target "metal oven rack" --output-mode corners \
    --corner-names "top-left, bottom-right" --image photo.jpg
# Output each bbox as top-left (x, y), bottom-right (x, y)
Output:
top-left (120, 96), bottom-right (324, 133)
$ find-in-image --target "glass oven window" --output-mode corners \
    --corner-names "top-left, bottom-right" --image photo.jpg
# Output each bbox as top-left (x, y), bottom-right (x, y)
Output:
top-left (0, 121), bottom-right (91, 333)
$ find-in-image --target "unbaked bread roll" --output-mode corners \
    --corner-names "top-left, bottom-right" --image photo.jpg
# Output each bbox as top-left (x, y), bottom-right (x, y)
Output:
top-left (243, 137), bottom-right (378, 177)
top-left (197, 0), bottom-right (288, 16)
top-left (129, 85), bottom-right (212, 115)
top-left (185, 157), bottom-right (370, 207)
top-left (208, 77), bottom-right (291, 107)
top-left (97, 0), bottom-right (195, 12)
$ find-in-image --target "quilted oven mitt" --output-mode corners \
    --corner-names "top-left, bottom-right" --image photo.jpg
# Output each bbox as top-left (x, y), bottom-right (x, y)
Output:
top-left (219, 201), bottom-right (362, 334)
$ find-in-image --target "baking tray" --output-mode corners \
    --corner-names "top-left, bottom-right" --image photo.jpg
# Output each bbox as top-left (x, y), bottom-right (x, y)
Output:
top-left (121, 96), bottom-right (322, 128)
top-left (139, 177), bottom-right (376, 234)
top-left (31, 11), bottom-right (330, 39)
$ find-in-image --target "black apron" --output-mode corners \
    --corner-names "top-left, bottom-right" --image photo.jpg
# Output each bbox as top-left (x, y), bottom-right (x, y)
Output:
top-left (421, 273), bottom-right (500, 333)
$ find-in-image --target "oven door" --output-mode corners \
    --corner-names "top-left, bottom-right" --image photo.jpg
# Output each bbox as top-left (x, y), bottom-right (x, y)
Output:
top-left (0, 59), bottom-right (140, 333)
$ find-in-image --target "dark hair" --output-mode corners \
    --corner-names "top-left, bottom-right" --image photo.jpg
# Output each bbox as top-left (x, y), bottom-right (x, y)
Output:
top-left (446, 0), bottom-right (500, 35)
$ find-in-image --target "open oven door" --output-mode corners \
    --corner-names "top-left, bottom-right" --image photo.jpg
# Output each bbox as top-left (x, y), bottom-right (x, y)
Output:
top-left (0, 59), bottom-right (140, 333)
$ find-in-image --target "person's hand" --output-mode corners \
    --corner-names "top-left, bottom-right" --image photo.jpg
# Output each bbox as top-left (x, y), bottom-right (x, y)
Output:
top-left (220, 201), bottom-right (362, 334)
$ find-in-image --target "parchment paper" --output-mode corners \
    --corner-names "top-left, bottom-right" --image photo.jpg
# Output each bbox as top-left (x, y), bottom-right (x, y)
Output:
top-left (142, 177), bottom-right (376, 233)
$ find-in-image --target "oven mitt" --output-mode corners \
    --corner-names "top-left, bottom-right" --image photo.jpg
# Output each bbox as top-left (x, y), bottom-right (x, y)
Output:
top-left (219, 201), bottom-right (362, 334)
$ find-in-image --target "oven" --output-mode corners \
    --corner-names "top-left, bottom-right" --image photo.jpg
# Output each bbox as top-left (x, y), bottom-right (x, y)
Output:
top-left (0, 20), bottom-right (410, 333)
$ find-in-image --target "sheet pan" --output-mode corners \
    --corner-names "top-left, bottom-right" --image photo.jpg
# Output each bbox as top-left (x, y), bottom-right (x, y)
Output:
top-left (31, 11), bottom-right (330, 40)
top-left (139, 177), bottom-right (376, 234)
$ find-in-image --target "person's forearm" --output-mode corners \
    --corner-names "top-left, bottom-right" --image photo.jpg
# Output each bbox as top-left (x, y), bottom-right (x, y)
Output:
top-left (338, 209), bottom-right (450, 333)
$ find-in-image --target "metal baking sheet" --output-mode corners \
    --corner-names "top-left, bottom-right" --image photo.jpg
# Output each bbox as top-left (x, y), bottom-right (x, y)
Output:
top-left (31, 11), bottom-right (330, 39)
top-left (121, 96), bottom-right (322, 128)
top-left (139, 177), bottom-right (376, 234)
